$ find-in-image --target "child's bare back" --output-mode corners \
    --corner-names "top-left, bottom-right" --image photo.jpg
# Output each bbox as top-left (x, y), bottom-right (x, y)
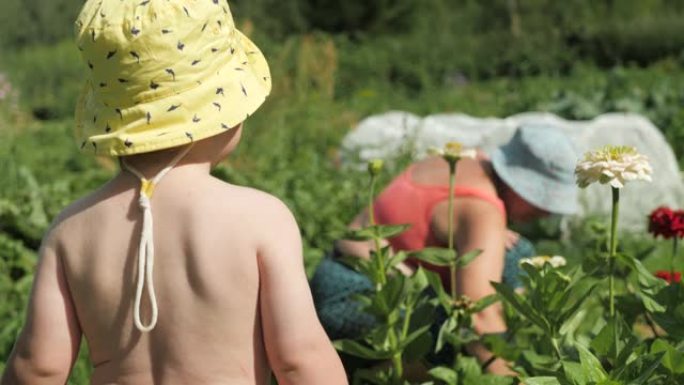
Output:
top-left (62, 172), bottom-right (276, 384)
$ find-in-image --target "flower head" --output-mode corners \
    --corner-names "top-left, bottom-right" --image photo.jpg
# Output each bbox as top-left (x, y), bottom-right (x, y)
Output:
top-left (367, 158), bottom-right (384, 177)
top-left (520, 255), bottom-right (567, 269)
top-left (648, 206), bottom-right (684, 239)
top-left (575, 145), bottom-right (652, 189)
top-left (429, 141), bottom-right (477, 164)
top-left (655, 270), bottom-right (682, 284)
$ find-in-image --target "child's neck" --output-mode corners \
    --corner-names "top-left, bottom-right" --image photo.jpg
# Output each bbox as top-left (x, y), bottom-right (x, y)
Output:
top-left (118, 144), bottom-right (210, 180)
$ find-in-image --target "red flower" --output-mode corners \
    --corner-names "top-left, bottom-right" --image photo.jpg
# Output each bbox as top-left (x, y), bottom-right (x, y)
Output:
top-left (648, 206), bottom-right (684, 239)
top-left (655, 270), bottom-right (682, 284)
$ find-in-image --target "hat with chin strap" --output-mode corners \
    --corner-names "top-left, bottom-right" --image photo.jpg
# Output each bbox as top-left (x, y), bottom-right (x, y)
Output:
top-left (74, 0), bottom-right (271, 156)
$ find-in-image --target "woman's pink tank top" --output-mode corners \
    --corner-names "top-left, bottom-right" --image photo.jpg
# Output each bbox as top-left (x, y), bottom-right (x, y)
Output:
top-left (373, 164), bottom-right (506, 287)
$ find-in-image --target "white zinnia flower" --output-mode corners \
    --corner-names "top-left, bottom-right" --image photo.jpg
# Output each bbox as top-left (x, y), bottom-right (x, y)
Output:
top-left (429, 141), bottom-right (477, 163)
top-left (520, 255), bottom-right (567, 269)
top-left (575, 145), bottom-right (652, 189)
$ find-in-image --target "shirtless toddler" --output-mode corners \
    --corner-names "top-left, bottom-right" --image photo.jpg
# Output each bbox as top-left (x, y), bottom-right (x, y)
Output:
top-left (1, 1), bottom-right (346, 384)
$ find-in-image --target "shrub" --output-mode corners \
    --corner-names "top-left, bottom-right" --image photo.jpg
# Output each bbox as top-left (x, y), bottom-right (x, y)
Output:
top-left (0, 0), bottom-right (82, 49)
top-left (0, 41), bottom-right (84, 120)
top-left (578, 16), bottom-right (684, 67)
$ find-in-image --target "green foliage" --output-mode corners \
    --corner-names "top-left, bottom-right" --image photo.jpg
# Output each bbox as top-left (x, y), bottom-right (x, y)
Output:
top-left (0, 0), bottom-right (82, 48)
top-left (579, 16), bottom-right (684, 67)
top-left (0, 41), bottom-right (85, 120)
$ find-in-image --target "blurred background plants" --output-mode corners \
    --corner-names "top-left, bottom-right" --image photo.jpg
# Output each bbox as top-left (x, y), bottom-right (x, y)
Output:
top-left (1, 0), bottom-right (683, 383)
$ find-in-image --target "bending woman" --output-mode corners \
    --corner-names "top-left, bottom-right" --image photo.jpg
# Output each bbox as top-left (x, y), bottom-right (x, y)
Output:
top-left (311, 124), bottom-right (579, 375)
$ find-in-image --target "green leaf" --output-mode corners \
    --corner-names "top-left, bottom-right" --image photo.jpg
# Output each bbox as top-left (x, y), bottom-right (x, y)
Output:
top-left (374, 224), bottom-right (412, 239)
top-left (399, 324), bottom-right (432, 352)
top-left (455, 355), bottom-right (482, 378)
top-left (343, 224), bottom-right (412, 241)
top-left (651, 339), bottom-right (684, 374)
top-left (428, 366), bottom-right (458, 384)
top-left (482, 333), bottom-right (518, 362)
top-left (610, 336), bottom-right (641, 380)
top-left (624, 352), bottom-right (665, 385)
top-left (471, 294), bottom-right (498, 313)
top-left (332, 339), bottom-right (392, 360)
top-left (523, 377), bottom-right (561, 385)
top-left (557, 283), bottom-right (596, 330)
top-left (590, 318), bottom-right (624, 359)
top-left (521, 350), bottom-right (559, 372)
top-left (617, 253), bottom-right (666, 312)
top-left (492, 281), bottom-right (551, 333)
top-left (445, 327), bottom-right (479, 346)
top-left (562, 361), bottom-right (588, 385)
top-left (403, 328), bottom-right (433, 362)
top-left (410, 247), bottom-right (456, 266)
top-left (456, 248), bottom-right (481, 267)
top-left (520, 261), bottom-right (544, 287)
top-left (559, 308), bottom-right (586, 337)
top-left (424, 268), bottom-right (452, 310)
top-left (637, 290), bottom-right (666, 313)
top-left (376, 274), bottom-right (405, 313)
top-left (409, 301), bottom-right (437, 330)
top-left (478, 375), bottom-right (515, 385)
top-left (652, 284), bottom-right (684, 339)
top-left (406, 265), bottom-right (429, 295)
top-left (341, 226), bottom-right (378, 241)
top-left (336, 254), bottom-right (365, 269)
top-left (435, 316), bottom-right (457, 352)
top-left (577, 344), bottom-right (607, 382)
top-left (352, 367), bottom-right (392, 385)
top-left (627, 254), bottom-right (665, 289)
top-left (388, 250), bottom-right (409, 270)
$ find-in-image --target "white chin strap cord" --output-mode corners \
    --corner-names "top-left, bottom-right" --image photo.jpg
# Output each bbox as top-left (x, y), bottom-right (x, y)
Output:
top-left (121, 144), bottom-right (193, 332)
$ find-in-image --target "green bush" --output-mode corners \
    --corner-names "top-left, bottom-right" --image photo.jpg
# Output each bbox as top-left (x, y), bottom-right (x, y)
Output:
top-left (0, 41), bottom-right (84, 120)
top-left (0, 0), bottom-right (82, 49)
top-left (579, 16), bottom-right (684, 67)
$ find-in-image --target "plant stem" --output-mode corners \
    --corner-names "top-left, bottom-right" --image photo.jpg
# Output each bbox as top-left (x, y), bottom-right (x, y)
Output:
top-left (391, 353), bottom-right (403, 382)
top-left (609, 187), bottom-right (620, 364)
top-left (551, 336), bottom-right (563, 360)
top-left (368, 174), bottom-right (386, 288)
top-left (368, 174), bottom-right (378, 227)
top-left (401, 304), bottom-right (413, 339)
top-left (672, 237), bottom-right (678, 283)
top-left (387, 325), bottom-right (403, 382)
top-left (608, 187), bottom-right (620, 318)
top-left (448, 161), bottom-right (457, 300)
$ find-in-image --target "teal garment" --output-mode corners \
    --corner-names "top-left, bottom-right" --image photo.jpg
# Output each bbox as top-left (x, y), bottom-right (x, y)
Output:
top-left (311, 257), bottom-right (375, 341)
top-left (310, 237), bottom-right (535, 342)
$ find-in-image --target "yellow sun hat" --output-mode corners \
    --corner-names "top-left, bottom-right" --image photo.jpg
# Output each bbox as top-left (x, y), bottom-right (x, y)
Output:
top-left (74, 0), bottom-right (271, 156)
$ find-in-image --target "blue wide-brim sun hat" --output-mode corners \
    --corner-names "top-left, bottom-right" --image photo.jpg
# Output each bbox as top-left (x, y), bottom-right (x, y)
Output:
top-left (491, 124), bottom-right (579, 215)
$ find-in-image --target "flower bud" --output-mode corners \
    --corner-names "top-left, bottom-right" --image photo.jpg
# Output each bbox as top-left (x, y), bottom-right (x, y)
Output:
top-left (367, 159), bottom-right (384, 177)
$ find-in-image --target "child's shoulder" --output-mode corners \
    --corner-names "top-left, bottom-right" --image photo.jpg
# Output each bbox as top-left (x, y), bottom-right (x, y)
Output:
top-left (39, 182), bottom-right (115, 249)
top-left (215, 182), bottom-right (296, 223)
